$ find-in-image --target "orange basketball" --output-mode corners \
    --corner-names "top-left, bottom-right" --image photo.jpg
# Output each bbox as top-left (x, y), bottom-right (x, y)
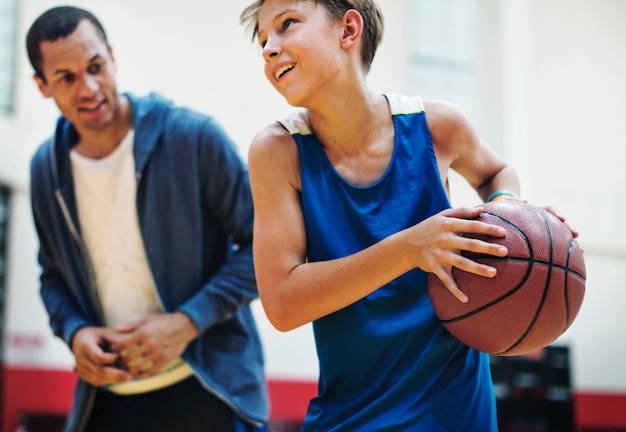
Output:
top-left (427, 200), bottom-right (586, 356)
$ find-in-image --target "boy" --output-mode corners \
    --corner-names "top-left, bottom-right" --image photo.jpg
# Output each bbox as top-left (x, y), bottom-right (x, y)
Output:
top-left (241, 1), bottom-right (577, 431)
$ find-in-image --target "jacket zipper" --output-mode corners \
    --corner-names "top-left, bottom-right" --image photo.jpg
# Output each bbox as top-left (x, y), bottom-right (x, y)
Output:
top-left (75, 388), bottom-right (97, 432)
top-left (135, 171), bottom-right (164, 306)
top-left (54, 190), bottom-right (104, 432)
top-left (134, 171), bottom-right (169, 313)
top-left (54, 190), bottom-right (104, 327)
top-left (200, 380), bottom-right (265, 429)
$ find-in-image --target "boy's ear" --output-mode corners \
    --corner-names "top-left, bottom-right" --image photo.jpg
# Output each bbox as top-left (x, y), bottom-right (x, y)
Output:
top-left (340, 9), bottom-right (364, 50)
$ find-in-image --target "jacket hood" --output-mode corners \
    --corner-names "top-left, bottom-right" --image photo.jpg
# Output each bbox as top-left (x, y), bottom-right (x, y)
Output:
top-left (128, 92), bottom-right (173, 173)
top-left (48, 92), bottom-right (174, 191)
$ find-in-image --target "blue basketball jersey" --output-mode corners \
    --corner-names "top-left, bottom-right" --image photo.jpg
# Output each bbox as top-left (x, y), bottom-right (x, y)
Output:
top-left (278, 94), bottom-right (497, 432)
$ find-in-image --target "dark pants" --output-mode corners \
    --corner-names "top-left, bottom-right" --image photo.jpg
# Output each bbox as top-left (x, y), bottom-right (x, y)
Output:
top-left (85, 376), bottom-right (259, 432)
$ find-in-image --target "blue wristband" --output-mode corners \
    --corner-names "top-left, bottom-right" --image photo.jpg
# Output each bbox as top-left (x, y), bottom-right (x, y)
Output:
top-left (487, 190), bottom-right (517, 202)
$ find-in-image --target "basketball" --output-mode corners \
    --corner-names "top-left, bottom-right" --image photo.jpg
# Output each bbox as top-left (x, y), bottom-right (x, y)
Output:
top-left (427, 200), bottom-right (586, 356)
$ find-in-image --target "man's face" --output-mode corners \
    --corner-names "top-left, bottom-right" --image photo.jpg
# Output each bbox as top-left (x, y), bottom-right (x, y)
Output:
top-left (34, 19), bottom-right (120, 133)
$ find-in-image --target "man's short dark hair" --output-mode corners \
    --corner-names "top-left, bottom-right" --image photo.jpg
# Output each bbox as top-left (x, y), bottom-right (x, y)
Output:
top-left (26, 6), bottom-right (109, 81)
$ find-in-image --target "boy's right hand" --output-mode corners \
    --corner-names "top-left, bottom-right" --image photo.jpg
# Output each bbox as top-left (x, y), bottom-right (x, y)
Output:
top-left (411, 206), bottom-right (508, 303)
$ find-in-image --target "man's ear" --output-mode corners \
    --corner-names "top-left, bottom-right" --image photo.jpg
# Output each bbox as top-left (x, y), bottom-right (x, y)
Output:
top-left (340, 9), bottom-right (364, 50)
top-left (109, 46), bottom-right (118, 73)
top-left (33, 74), bottom-right (52, 98)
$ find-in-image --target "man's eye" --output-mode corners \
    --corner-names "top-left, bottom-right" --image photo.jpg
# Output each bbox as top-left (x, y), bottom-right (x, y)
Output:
top-left (60, 74), bottom-right (76, 84)
top-left (88, 62), bottom-right (104, 74)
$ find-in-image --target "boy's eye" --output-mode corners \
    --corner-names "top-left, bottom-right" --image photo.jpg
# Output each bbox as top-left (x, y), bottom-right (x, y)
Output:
top-left (258, 17), bottom-right (297, 49)
top-left (282, 18), bottom-right (295, 31)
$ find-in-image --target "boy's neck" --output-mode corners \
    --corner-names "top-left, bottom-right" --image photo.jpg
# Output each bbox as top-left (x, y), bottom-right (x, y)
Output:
top-left (308, 91), bottom-right (390, 152)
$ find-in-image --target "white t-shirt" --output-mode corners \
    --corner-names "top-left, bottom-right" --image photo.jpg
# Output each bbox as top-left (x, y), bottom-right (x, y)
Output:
top-left (70, 130), bottom-right (162, 327)
top-left (70, 131), bottom-right (192, 394)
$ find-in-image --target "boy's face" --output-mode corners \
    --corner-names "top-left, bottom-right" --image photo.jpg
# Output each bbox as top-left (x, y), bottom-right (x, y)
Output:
top-left (257, 0), bottom-right (345, 107)
top-left (34, 19), bottom-right (121, 133)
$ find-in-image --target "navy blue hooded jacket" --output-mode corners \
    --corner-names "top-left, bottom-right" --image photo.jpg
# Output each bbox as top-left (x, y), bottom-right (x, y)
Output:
top-left (30, 92), bottom-right (268, 430)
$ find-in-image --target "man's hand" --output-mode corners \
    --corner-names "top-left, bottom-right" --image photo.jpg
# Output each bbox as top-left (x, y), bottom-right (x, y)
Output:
top-left (112, 312), bottom-right (199, 379)
top-left (71, 326), bottom-right (133, 386)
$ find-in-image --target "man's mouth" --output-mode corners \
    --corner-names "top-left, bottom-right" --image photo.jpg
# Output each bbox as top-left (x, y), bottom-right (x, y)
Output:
top-left (79, 100), bottom-right (105, 112)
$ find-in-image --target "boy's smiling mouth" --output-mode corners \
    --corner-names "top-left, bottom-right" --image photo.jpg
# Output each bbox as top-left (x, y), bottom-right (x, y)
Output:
top-left (274, 63), bottom-right (295, 81)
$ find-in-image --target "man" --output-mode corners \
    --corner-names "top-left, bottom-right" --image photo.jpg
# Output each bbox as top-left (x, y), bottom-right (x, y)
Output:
top-left (27, 6), bottom-right (267, 431)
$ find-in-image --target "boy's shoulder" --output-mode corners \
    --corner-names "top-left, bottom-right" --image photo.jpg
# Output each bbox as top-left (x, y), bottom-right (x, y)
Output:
top-left (276, 109), bottom-right (312, 136)
top-left (384, 93), bottom-right (425, 116)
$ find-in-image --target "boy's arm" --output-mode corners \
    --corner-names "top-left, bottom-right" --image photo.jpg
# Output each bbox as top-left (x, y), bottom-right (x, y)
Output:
top-left (423, 99), bottom-right (521, 201)
top-left (248, 123), bottom-right (507, 331)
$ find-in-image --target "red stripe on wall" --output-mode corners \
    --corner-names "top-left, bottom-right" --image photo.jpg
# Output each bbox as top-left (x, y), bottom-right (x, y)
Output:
top-left (2, 366), bottom-right (76, 432)
top-left (267, 378), bottom-right (317, 421)
top-left (3, 366), bottom-right (626, 431)
top-left (574, 392), bottom-right (626, 429)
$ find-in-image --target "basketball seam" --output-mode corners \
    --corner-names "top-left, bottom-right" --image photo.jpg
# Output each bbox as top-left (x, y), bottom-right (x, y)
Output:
top-left (498, 207), bottom-right (553, 355)
top-left (461, 255), bottom-right (586, 282)
top-left (563, 239), bottom-right (577, 330)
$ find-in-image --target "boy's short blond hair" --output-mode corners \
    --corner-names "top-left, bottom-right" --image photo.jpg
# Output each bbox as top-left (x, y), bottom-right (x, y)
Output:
top-left (241, 0), bottom-right (384, 72)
